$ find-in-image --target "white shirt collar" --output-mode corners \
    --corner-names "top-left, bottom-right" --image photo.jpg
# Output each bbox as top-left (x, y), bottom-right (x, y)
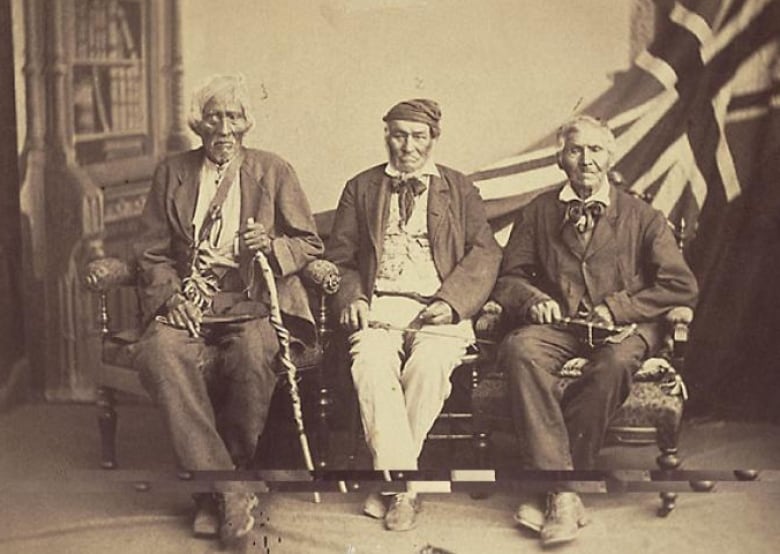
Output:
top-left (558, 179), bottom-right (611, 205)
top-left (384, 158), bottom-right (440, 179)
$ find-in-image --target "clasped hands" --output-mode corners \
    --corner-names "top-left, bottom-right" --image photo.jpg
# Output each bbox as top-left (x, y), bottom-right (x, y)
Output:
top-left (164, 218), bottom-right (272, 337)
top-left (164, 293), bottom-right (202, 337)
top-left (339, 298), bottom-right (454, 333)
top-left (528, 298), bottom-right (615, 327)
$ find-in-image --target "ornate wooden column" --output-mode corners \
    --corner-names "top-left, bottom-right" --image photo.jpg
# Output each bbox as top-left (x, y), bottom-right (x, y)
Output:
top-left (166, 0), bottom-right (189, 152)
top-left (19, 0), bottom-right (50, 394)
top-left (0, 0), bottom-right (25, 399)
top-left (18, 0), bottom-right (186, 400)
top-left (42, 0), bottom-right (104, 400)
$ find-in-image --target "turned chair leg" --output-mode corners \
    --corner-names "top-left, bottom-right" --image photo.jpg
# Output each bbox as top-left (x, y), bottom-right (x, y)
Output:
top-left (656, 446), bottom-right (681, 517)
top-left (469, 430), bottom-right (493, 499)
top-left (474, 430), bottom-right (492, 469)
top-left (97, 387), bottom-right (118, 469)
top-left (347, 395), bottom-right (362, 469)
top-left (315, 384), bottom-right (331, 469)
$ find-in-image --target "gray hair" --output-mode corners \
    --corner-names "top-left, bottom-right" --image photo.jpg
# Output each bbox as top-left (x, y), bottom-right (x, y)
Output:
top-left (187, 73), bottom-right (256, 135)
top-left (556, 115), bottom-right (616, 156)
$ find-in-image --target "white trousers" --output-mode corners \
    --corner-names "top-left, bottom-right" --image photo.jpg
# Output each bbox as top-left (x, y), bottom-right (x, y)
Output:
top-left (349, 296), bottom-right (473, 470)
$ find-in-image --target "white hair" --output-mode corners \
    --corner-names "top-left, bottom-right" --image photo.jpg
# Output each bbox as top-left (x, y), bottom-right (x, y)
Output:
top-left (187, 73), bottom-right (255, 135)
top-left (556, 115), bottom-right (616, 156)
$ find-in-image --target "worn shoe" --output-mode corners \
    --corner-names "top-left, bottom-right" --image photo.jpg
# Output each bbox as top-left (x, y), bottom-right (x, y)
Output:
top-left (218, 492), bottom-right (259, 546)
top-left (363, 492), bottom-right (389, 519)
top-left (192, 494), bottom-right (219, 538)
top-left (513, 498), bottom-right (545, 534)
top-left (384, 493), bottom-right (421, 531)
top-left (540, 492), bottom-right (589, 547)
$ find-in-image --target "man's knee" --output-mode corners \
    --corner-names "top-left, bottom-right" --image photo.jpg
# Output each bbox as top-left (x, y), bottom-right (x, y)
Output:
top-left (133, 324), bottom-right (196, 385)
top-left (590, 336), bottom-right (646, 377)
top-left (498, 326), bottom-right (558, 375)
top-left (221, 327), bottom-right (278, 387)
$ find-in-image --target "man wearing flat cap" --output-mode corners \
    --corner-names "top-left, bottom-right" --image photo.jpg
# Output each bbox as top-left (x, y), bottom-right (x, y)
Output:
top-left (327, 99), bottom-right (501, 531)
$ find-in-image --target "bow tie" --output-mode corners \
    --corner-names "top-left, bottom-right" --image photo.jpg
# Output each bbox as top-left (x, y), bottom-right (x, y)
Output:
top-left (565, 199), bottom-right (606, 233)
top-left (391, 177), bottom-right (427, 226)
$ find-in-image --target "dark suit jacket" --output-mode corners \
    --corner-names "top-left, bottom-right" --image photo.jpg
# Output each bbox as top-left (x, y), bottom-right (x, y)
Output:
top-left (326, 164), bottom-right (501, 321)
top-left (134, 147), bottom-right (323, 339)
top-left (492, 184), bottom-right (698, 351)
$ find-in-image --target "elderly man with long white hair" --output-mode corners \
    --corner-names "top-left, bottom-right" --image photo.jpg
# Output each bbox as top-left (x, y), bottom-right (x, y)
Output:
top-left (132, 73), bottom-right (322, 546)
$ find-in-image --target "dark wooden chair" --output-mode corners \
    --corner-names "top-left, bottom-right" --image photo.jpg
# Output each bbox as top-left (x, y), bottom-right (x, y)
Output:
top-left (83, 255), bottom-right (340, 471)
top-left (466, 178), bottom-right (697, 515)
top-left (470, 303), bottom-right (691, 515)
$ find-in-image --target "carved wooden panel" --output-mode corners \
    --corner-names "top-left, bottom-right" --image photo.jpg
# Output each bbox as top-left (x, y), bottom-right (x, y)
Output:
top-left (19, 0), bottom-right (187, 400)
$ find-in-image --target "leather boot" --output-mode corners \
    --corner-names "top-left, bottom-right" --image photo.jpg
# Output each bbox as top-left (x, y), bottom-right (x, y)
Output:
top-left (540, 492), bottom-right (589, 546)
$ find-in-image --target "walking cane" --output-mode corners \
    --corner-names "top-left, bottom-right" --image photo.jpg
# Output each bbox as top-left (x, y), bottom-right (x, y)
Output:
top-left (250, 221), bottom-right (320, 503)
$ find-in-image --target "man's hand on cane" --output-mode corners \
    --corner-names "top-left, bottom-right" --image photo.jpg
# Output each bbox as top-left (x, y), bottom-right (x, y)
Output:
top-left (242, 217), bottom-right (272, 256)
top-left (402, 299), bottom-right (455, 353)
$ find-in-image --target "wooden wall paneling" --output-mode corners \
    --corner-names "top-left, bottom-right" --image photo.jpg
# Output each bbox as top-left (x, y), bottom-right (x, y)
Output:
top-left (0, 0), bottom-right (25, 393)
top-left (17, 0), bottom-right (185, 400)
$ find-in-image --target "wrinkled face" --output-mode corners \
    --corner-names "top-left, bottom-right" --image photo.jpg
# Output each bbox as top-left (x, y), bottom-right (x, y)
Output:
top-left (385, 120), bottom-right (436, 174)
top-left (558, 122), bottom-right (613, 198)
top-left (198, 92), bottom-right (249, 165)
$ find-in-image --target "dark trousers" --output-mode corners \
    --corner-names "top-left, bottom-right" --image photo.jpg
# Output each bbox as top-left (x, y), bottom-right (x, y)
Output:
top-left (497, 324), bottom-right (647, 470)
top-left (133, 318), bottom-right (280, 474)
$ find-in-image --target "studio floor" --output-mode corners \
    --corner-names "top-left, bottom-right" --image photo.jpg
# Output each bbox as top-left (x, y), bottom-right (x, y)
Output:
top-left (0, 401), bottom-right (779, 554)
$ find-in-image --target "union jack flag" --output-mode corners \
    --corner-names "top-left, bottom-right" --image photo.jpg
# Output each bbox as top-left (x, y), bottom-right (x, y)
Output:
top-left (472, 0), bottom-right (780, 275)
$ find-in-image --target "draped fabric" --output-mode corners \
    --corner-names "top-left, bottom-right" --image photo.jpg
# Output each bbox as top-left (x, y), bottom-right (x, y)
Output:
top-left (315, 0), bottom-right (780, 420)
top-left (471, 0), bottom-right (780, 421)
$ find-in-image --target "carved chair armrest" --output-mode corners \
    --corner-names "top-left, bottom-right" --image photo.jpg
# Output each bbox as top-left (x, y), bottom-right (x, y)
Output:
top-left (664, 306), bottom-right (693, 365)
top-left (300, 259), bottom-right (341, 296)
top-left (665, 306), bottom-right (693, 343)
top-left (84, 257), bottom-right (136, 292)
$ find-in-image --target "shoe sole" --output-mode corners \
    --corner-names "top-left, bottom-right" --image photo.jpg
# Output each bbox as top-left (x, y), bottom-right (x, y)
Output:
top-left (540, 517), bottom-right (590, 547)
top-left (363, 495), bottom-right (387, 519)
top-left (192, 523), bottom-right (219, 538)
top-left (383, 496), bottom-right (421, 531)
top-left (192, 500), bottom-right (219, 538)
top-left (513, 514), bottom-right (543, 534)
top-left (220, 495), bottom-right (259, 544)
top-left (385, 522), bottom-right (418, 532)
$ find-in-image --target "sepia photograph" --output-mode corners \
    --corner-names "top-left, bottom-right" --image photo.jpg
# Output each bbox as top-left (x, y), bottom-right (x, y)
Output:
top-left (1, 0), bottom-right (779, 552)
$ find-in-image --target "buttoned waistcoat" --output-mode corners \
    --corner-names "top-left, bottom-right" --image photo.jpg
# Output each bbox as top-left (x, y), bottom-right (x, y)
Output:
top-left (326, 164), bottom-right (502, 321)
top-left (492, 184), bottom-right (698, 351)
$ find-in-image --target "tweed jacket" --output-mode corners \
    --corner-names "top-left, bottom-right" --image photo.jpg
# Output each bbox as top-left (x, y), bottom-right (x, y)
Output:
top-left (326, 163), bottom-right (502, 321)
top-left (492, 184), bottom-right (698, 351)
top-left (134, 147), bottom-right (323, 339)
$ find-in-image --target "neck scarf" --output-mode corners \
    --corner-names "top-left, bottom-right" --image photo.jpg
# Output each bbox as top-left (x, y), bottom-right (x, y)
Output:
top-left (391, 176), bottom-right (427, 226)
top-left (565, 199), bottom-right (606, 233)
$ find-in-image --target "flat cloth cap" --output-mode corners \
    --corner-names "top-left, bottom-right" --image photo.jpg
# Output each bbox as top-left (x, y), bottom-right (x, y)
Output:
top-left (383, 99), bottom-right (441, 134)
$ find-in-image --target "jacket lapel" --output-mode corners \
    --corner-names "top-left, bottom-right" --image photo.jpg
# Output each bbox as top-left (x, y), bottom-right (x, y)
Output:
top-left (366, 171), bottom-right (391, 260)
top-left (584, 185), bottom-right (619, 260)
top-left (427, 172), bottom-right (450, 245)
top-left (238, 148), bottom-right (264, 226)
top-left (171, 148), bottom-right (204, 242)
top-left (557, 201), bottom-right (586, 260)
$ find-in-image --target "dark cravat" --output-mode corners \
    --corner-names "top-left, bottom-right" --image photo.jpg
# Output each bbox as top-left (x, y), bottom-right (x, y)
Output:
top-left (565, 199), bottom-right (606, 233)
top-left (391, 177), bottom-right (427, 226)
